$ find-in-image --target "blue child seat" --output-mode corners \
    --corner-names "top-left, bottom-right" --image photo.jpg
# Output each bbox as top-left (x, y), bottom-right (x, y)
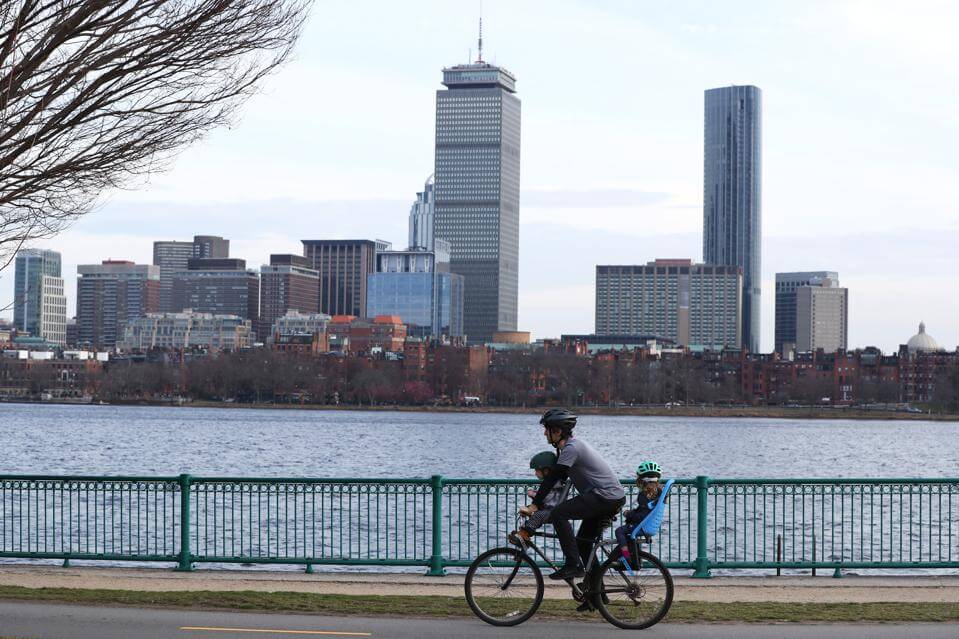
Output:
top-left (629, 479), bottom-right (674, 539)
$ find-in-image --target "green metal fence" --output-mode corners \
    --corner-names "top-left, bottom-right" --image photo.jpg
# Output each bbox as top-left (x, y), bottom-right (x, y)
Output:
top-left (2, 474), bottom-right (958, 576)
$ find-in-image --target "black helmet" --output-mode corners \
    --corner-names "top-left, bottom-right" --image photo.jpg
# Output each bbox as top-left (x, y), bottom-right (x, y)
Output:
top-left (529, 450), bottom-right (558, 470)
top-left (539, 408), bottom-right (577, 432)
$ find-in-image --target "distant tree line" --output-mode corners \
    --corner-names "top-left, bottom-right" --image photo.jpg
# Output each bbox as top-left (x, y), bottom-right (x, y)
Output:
top-left (17, 349), bottom-right (956, 412)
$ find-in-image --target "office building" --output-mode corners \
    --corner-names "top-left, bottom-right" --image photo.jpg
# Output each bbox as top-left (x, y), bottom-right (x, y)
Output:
top-left (704, 85), bottom-right (762, 352)
top-left (366, 247), bottom-right (464, 338)
top-left (795, 283), bottom-right (848, 354)
top-left (171, 258), bottom-right (260, 334)
top-left (301, 240), bottom-right (378, 317)
top-left (192, 235), bottom-right (229, 259)
top-left (13, 249), bottom-right (66, 346)
top-left (775, 271), bottom-right (840, 354)
top-left (119, 311), bottom-right (252, 351)
top-left (259, 254), bottom-right (320, 341)
top-left (152, 241), bottom-right (193, 312)
top-left (433, 45), bottom-right (521, 343)
top-left (153, 235), bottom-right (230, 312)
top-left (76, 260), bottom-right (160, 349)
top-left (409, 175), bottom-right (436, 250)
top-left (595, 259), bottom-right (742, 350)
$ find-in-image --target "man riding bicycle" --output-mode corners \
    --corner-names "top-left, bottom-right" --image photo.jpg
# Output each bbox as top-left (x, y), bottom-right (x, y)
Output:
top-left (523, 408), bottom-right (626, 583)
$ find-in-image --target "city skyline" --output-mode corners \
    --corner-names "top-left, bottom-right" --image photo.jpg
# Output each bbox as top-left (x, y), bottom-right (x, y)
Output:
top-left (0, 1), bottom-right (955, 353)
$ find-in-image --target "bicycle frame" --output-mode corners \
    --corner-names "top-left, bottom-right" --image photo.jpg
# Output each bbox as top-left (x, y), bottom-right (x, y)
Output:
top-left (511, 526), bottom-right (619, 600)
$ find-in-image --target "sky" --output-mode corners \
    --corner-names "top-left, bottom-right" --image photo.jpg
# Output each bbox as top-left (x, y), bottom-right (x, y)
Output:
top-left (1, 0), bottom-right (957, 353)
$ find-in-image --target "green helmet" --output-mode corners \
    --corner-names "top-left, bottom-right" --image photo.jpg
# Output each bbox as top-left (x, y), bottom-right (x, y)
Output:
top-left (530, 451), bottom-right (558, 470)
top-left (636, 461), bottom-right (662, 478)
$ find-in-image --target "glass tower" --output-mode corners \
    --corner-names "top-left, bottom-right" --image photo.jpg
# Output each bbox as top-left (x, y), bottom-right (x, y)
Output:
top-left (704, 85), bottom-right (762, 353)
top-left (408, 175), bottom-right (435, 251)
top-left (433, 56), bottom-right (520, 344)
top-left (13, 248), bottom-right (66, 345)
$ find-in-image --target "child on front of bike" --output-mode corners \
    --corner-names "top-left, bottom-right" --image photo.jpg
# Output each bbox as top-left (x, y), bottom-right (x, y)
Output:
top-left (509, 451), bottom-right (565, 546)
top-left (614, 461), bottom-right (663, 569)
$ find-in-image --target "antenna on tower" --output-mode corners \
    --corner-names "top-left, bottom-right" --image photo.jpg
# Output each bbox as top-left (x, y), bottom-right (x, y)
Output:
top-left (477, 3), bottom-right (484, 62)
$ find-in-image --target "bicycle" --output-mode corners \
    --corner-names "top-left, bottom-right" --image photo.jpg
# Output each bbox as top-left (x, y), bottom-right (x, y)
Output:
top-left (464, 512), bottom-right (674, 629)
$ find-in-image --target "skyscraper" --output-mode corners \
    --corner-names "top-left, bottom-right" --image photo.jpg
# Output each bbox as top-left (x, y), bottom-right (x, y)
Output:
top-left (704, 85), bottom-right (762, 353)
top-left (13, 249), bottom-right (67, 345)
top-left (796, 285), bottom-right (848, 354)
top-left (192, 235), bottom-right (229, 259)
top-left (433, 38), bottom-right (520, 344)
top-left (774, 271), bottom-right (839, 353)
top-left (595, 260), bottom-right (742, 350)
top-left (408, 175), bottom-right (435, 251)
top-left (301, 240), bottom-right (378, 317)
top-left (153, 235), bottom-right (230, 312)
top-left (76, 260), bottom-right (160, 349)
top-left (171, 258), bottom-right (260, 335)
top-left (153, 241), bottom-right (193, 313)
top-left (259, 254), bottom-right (320, 341)
top-left (775, 271), bottom-right (847, 355)
top-left (367, 246), bottom-right (465, 338)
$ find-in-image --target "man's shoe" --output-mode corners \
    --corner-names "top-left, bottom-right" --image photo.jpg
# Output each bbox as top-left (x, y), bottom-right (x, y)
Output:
top-left (549, 563), bottom-right (586, 581)
top-left (575, 600), bottom-right (594, 613)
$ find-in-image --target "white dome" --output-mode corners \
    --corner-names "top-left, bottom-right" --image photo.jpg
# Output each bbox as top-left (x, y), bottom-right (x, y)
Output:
top-left (907, 321), bottom-right (941, 352)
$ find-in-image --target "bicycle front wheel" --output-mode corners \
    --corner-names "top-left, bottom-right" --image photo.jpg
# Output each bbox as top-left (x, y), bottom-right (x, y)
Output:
top-left (593, 550), bottom-right (674, 629)
top-left (464, 546), bottom-right (544, 626)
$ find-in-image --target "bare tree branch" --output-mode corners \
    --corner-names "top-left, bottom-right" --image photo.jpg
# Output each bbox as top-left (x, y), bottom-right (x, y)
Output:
top-left (0, 0), bottom-right (311, 269)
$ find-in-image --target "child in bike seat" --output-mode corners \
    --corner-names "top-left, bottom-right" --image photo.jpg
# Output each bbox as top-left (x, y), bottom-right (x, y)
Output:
top-left (614, 461), bottom-right (663, 568)
top-left (509, 451), bottom-right (566, 546)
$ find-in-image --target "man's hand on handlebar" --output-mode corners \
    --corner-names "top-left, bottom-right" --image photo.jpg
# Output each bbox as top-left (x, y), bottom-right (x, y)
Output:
top-left (519, 504), bottom-right (538, 517)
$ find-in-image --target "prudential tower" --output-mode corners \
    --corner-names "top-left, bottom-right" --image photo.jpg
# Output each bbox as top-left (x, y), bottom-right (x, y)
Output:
top-left (703, 85), bottom-right (762, 353)
top-left (433, 24), bottom-right (520, 344)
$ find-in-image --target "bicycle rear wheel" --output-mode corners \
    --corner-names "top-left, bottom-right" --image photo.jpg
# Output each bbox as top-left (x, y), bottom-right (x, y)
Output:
top-left (464, 547), bottom-right (544, 626)
top-left (593, 550), bottom-right (673, 629)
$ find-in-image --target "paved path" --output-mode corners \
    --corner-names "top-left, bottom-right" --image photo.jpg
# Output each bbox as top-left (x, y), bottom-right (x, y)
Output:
top-left (2, 564), bottom-right (959, 603)
top-left (1, 602), bottom-right (958, 639)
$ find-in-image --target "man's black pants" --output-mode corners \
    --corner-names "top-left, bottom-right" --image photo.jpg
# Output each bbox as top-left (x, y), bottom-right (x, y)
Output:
top-left (548, 492), bottom-right (625, 569)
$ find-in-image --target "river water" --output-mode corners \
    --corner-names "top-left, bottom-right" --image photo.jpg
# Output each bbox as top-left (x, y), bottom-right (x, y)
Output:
top-left (1, 404), bottom-right (957, 478)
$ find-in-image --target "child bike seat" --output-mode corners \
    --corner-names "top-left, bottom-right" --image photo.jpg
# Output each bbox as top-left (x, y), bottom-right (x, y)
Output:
top-left (629, 479), bottom-right (674, 540)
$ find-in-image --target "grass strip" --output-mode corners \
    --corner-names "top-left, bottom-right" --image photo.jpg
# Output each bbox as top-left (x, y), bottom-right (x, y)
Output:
top-left (2, 586), bottom-right (959, 623)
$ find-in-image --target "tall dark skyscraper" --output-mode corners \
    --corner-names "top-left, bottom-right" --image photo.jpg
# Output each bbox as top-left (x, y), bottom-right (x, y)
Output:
top-left (704, 85), bottom-right (762, 353)
top-left (301, 239), bottom-right (378, 317)
top-left (433, 34), bottom-right (520, 344)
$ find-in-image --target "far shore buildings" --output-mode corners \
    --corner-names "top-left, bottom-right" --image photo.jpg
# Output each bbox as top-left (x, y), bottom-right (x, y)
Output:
top-left (595, 259), bottom-right (742, 350)
top-left (775, 272), bottom-right (848, 355)
top-left (301, 239), bottom-right (382, 317)
top-left (171, 258), bottom-right (260, 336)
top-left (76, 260), bottom-right (159, 349)
top-left (119, 311), bottom-right (253, 351)
top-left (13, 249), bottom-right (67, 346)
top-left (259, 254), bottom-right (320, 342)
top-left (366, 245), bottom-right (464, 338)
top-left (153, 235), bottom-right (229, 313)
top-left (703, 85), bottom-right (762, 353)
top-left (433, 51), bottom-right (521, 343)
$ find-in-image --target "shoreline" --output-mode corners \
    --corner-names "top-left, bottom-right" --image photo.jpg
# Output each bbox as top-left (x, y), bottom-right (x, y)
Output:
top-left (5, 398), bottom-right (957, 421)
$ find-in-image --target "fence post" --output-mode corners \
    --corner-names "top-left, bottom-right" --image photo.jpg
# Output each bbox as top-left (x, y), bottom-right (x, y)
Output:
top-left (426, 475), bottom-right (446, 576)
top-left (175, 474), bottom-right (193, 572)
top-left (692, 475), bottom-right (711, 578)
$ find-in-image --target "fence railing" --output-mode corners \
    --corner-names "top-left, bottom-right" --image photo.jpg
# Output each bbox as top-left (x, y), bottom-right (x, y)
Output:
top-left (2, 474), bottom-right (958, 576)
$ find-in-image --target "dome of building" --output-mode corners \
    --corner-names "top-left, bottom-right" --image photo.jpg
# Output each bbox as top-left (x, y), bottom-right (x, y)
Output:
top-left (907, 321), bottom-right (941, 353)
